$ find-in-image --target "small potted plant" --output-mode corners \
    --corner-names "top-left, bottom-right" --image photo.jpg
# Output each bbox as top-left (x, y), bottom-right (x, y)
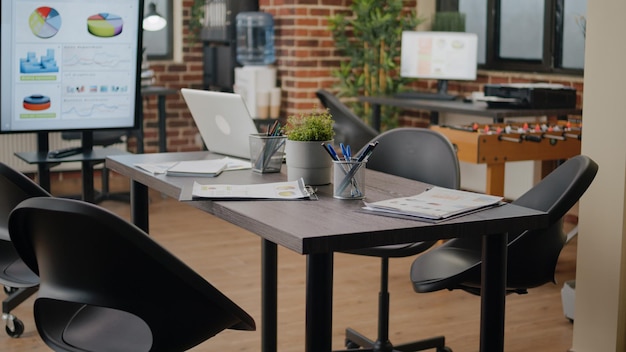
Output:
top-left (284, 107), bottom-right (335, 185)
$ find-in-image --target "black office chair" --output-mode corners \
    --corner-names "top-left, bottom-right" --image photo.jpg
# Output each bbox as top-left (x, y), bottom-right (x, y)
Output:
top-left (336, 128), bottom-right (459, 352)
top-left (410, 155), bottom-right (597, 313)
top-left (316, 89), bottom-right (379, 151)
top-left (0, 162), bottom-right (49, 337)
top-left (8, 197), bottom-right (256, 351)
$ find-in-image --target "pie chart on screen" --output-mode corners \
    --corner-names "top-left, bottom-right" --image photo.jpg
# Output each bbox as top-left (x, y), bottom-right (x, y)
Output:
top-left (87, 13), bottom-right (124, 37)
top-left (29, 7), bottom-right (62, 39)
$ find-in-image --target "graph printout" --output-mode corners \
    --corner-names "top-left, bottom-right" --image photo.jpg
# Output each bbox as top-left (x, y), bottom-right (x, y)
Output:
top-left (0, 0), bottom-right (142, 133)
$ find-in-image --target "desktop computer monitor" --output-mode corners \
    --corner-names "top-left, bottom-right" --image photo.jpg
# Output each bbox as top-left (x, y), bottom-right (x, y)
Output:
top-left (399, 31), bottom-right (478, 100)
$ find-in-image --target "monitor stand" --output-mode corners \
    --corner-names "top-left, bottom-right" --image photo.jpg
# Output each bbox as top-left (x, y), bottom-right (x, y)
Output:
top-left (394, 80), bottom-right (458, 101)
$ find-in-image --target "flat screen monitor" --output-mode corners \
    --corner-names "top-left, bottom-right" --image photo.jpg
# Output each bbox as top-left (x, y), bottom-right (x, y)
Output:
top-left (0, 0), bottom-right (144, 134)
top-left (399, 31), bottom-right (478, 99)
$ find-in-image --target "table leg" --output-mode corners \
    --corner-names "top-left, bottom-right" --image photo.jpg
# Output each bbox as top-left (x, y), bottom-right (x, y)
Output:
top-left (485, 163), bottom-right (505, 196)
top-left (36, 132), bottom-right (51, 191)
top-left (130, 180), bottom-right (149, 233)
top-left (262, 239), bottom-right (278, 352)
top-left (479, 232), bottom-right (507, 352)
top-left (430, 111), bottom-right (440, 125)
top-left (306, 252), bottom-right (334, 352)
top-left (37, 164), bottom-right (51, 192)
top-left (81, 160), bottom-right (95, 203)
top-left (157, 95), bottom-right (167, 153)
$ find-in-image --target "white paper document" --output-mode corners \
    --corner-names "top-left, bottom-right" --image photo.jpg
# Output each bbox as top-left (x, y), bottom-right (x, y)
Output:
top-left (136, 157), bottom-right (252, 176)
top-left (192, 178), bottom-right (313, 200)
top-left (166, 159), bottom-right (228, 177)
top-left (363, 186), bottom-right (503, 220)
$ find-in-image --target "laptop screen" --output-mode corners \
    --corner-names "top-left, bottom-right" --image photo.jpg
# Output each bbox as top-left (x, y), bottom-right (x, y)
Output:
top-left (181, 88), bottom-right (260, 160)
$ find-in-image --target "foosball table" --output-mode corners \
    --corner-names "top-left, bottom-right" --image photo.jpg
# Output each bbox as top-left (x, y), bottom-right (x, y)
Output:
top-left (431, 121), bottom-right (582, 196)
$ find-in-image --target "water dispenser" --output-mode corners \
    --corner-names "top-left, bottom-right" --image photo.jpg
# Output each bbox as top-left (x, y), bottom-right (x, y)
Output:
top-left (234, 11), bottom-right (279, 120)
top-left (236, 11), bottom-right (275, 66)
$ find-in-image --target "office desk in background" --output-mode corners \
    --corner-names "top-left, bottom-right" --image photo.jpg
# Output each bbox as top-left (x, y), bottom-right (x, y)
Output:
top-left (359, 95), bottom-right (583, 131)
top-left (15, 147), bottom-right (129, 203)
top-left (106, 151), bottom-right (548, 352)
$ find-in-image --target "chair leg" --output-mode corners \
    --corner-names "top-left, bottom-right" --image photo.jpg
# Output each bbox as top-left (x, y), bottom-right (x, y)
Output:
top-left (345, 327), bottom-right (375, 348)
top-left (393, 336), bottom-right (447, 352)
top-left (3, 286), bottom-right (38, 314)
top-left (336, 257), bottom-right (450, 352)
top-left (340, 257), bottom-right (394, 352)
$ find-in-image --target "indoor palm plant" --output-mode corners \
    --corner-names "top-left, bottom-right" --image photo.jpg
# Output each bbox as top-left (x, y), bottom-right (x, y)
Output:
top-left (284, 108), bottom-right (335, 185)
top-left (328, 0), bottom-right (422, 129)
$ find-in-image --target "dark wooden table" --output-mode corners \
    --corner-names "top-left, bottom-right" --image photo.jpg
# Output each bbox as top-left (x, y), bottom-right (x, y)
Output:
top-left (106, 151), bottom-right (548, 352)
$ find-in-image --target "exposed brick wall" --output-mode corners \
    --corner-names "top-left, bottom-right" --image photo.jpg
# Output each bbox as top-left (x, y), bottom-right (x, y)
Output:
top-left (134, 0), bottom-right (205, 153)
top-left (259, 0), bottom-right (351, 114)
top-left (141, 0), bottom-right (584, 152)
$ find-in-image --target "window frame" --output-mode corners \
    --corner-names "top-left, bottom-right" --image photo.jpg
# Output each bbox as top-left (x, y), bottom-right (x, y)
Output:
top-left (450, 0), bottom-right (584, 75)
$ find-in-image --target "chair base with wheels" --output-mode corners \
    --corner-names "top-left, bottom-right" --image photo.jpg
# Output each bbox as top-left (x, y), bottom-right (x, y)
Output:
top-left (343, 329), bottom-right (449, 352)
top-left (2, 285), bottom-right (38, 337)
top-left (335, 255), bottom-right (450, 352)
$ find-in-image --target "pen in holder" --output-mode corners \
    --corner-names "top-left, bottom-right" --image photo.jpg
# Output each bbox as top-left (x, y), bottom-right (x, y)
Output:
top-left (333, 159), bottom-right (366, 199)
top-left (249, 133), bottom-right (287, 173)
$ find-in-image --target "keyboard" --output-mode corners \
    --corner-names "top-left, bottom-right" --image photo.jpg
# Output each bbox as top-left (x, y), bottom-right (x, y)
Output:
top-left (393, 91), bottom-right (458, 101)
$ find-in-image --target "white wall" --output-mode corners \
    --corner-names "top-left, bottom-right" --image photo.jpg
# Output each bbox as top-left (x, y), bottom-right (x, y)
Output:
top-left (572, 1), bottom-right (626, 350)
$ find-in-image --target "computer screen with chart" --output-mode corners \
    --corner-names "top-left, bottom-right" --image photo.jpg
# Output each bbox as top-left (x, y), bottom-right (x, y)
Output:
top-left (399, 31), bottom-right (478, 100)
top-left (0, 0), bottom-right (143, 133)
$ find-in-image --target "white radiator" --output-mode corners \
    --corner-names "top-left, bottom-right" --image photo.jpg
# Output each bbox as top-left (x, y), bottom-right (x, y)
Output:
top-left (0, 133), bottom-right (124, 173)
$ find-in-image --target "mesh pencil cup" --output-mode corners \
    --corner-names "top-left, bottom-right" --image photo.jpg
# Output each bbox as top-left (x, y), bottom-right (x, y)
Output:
top-left (332, 160), bottom-right (365, 199)
top-left (249, 134), bottom-right (286, 173)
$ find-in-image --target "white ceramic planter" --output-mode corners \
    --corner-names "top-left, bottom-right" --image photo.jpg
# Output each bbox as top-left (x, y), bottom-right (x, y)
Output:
top-left (285, 139), bottom-right (333, 185)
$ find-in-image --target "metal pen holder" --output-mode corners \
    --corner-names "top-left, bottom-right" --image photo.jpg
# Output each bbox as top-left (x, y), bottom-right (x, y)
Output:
top-left (332, 160), bottom-right (365, 199)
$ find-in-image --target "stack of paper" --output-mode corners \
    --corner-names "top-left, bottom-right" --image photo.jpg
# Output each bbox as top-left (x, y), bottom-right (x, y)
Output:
top-left (192, 178), bottom-right (314, 200)
top-left (363, 186), bottom-right (503, 220)
top-left (135, 157), bottom-right (252, 176)
top-left (165, 159), bottom-right (229, 177)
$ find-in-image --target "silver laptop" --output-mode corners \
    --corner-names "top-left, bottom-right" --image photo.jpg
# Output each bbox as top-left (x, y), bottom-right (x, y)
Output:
top-left (181, 88), bottom-right (259, 159)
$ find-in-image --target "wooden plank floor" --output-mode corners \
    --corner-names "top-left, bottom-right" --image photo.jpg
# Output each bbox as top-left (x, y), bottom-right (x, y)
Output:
top-left (0, 172), bottom-right (576, 351)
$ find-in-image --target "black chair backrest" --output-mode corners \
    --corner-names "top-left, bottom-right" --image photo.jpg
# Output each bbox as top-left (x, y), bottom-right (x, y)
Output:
top-left (9, 197), bottom-right (255, 351)
top-left (512, 155), bottom-right (598, 224)
top-left (0, 163), bottom-right (47, 289)
top-left (316, 89), bottom-right (379, 151)
top-left (505, 155), bottom-right (598, 288)
top-left (363, 127), bottom-right (460, 190)
top-left (343, 127), bottom-right (460, 258)
top-left (0, 163), bottom-right (50, 238)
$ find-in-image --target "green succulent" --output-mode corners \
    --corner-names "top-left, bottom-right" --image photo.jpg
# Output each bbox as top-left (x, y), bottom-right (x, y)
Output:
top-left (285, 108), bottom-right (335, 142)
